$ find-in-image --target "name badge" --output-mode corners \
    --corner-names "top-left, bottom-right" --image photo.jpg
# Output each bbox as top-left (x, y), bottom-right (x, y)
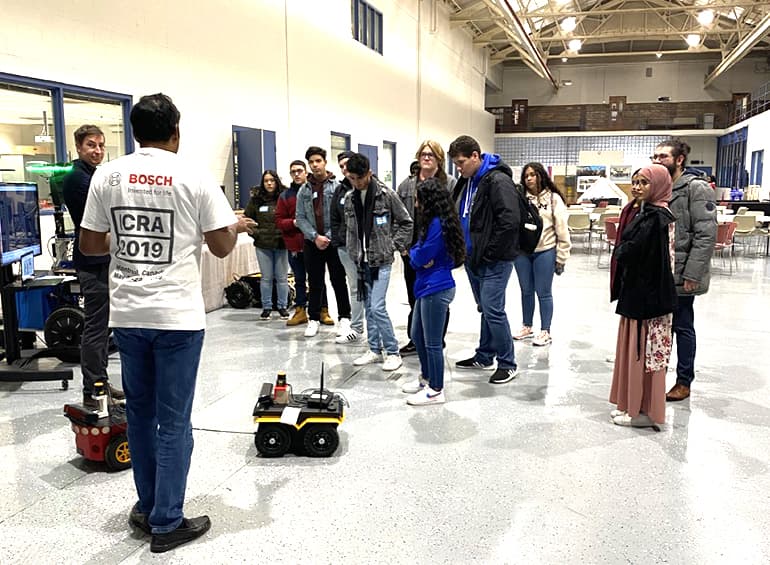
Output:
top-left (312, 192), bottom-right (317, 200)
top-left (259, 205), bottom-right (269, 212)
top-left (375, 215), bottom-right (388, 226)
top-left (340, 196), bottom-right (345, 205)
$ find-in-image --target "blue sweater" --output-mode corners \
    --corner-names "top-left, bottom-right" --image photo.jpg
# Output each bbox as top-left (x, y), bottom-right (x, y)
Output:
top-left (409, 217), bottom-right (456, 299)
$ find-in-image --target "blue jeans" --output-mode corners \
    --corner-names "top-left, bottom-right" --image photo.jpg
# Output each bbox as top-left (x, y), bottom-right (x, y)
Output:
top-left (672, 295), bottom-right (696, 386)
top-left (465, 260), bottom-right (516, 369)
top-left (288, 251), bottom-right (307, 307)
top-left (255, 247), bottom-right (289, 310)
top-left (337, 247), bottom-right (365, 333)
top-left (514, 247), bottom-right (556, 331)
top-left (113, 328), bottom-right (204, 534)
top-left (363, 263), bottom-right (398, 355)
top-left (412, 287), bottom-right (455, 390)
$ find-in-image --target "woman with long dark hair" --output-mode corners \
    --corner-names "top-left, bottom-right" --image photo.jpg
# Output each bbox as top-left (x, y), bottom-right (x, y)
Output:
top-left (244, 170), bottom-right (289, 320)
top-left (512, 162), bottom-right (571, 346)
top-left (402, 177), bottom-right (465, 406)
top-left (609, 164), bottom-right (677, 428)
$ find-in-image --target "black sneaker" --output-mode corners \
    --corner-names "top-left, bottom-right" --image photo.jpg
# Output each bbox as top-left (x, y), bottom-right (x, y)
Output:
top-left (259, 309), bottom-right (272, 320)
top-left (489, 367), bottom-right (519, 384)
top-left (277, 308), bottom-right (290, 320)
top-left (82, 393), bottom-right (99, 410)
top-left (399, 342), bottom-right (417, 356)
top-left (108, 384), bottom-right (126, 401)
top-left (150, 516), bottom-right (211, 553)
top-left (129, 503), bottom-right (151, 535)
top-left (455, 357), bottom-right (494, 370)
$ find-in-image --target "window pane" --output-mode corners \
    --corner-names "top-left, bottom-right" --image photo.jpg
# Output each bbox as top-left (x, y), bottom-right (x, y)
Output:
top-left (382, 141), bottom-right (395, 189)
top-left (358, 2), bottom-right (366, 45)
top-left (0, 82), bottom-right (57, 205)
top-left (330, 132), bottom-right (350, 170)
top-left (63, 94), bottom-right (126, 163)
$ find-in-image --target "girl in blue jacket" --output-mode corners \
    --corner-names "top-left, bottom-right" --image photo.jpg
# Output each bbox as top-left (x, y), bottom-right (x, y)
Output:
top-left (402, 178), bottom-right (466, 405)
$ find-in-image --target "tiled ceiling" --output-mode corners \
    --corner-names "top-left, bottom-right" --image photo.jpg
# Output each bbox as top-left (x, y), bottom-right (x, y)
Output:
top-left (446, 0), bottom-right (770, 87)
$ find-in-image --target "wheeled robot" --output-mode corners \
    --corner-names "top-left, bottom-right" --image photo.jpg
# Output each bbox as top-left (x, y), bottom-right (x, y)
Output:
top-left (253, 370), bottom-right (346, 458)
top-left (62, 381), bottom-right (131, 471)
top-left (225, 272), bottom-right (296, 309)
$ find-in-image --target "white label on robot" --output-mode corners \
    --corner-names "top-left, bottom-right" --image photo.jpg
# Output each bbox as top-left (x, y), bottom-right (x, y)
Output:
top-left (280, 406), bottom-right (301, 425)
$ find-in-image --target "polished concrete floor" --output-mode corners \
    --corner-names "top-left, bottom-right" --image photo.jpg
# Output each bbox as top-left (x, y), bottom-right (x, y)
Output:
top-left (1, 247), bottom-right (770, 564)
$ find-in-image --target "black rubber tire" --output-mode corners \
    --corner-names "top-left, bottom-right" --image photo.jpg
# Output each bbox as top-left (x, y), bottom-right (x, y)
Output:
top-left (44, 306), bottom-right (85, 362)
top-left (254, 424), bottom-right (291, 457)
top-left (105, 433), bottom-right (131, 471)
top-left (302, 424), bottom-right (339, 458)
top-left (225, 280), bottom-right (253, 309)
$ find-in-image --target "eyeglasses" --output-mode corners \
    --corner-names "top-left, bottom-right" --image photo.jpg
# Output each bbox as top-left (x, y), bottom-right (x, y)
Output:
top-left (290, 169), bottom-right (305, 175)
top-left (650, 153), bottom-right (672, 161)
top-left (419, 152), bottom-right (435, 159)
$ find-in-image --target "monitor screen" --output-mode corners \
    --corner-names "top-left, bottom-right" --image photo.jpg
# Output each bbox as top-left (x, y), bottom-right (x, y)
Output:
top-left (21, 252), bottom-right (35, 281)
top-left (0, 182), bottom-right (42, 267)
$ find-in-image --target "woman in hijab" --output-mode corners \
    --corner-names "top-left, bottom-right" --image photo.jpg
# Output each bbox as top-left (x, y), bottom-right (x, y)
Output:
top-left (609, 164), bottom-right (677, 428)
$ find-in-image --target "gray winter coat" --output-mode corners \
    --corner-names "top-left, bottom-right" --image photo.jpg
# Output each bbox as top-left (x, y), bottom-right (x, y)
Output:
top-left (344, 178), bottom-right (413, 268)
top-left (669, 169), bottom-right (717, 295)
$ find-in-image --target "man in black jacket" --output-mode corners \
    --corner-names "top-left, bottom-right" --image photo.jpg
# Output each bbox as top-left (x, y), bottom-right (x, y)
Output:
top-left (62, 124), bottom-right (124, 408)
top-left (449, 135), bottom-right (520, 385)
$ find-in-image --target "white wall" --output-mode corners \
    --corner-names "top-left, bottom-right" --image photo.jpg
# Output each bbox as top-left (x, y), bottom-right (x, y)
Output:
top-left (0, 0), bottom-right (494, 197)
top-left (486, 58), bottom-right (770, 106)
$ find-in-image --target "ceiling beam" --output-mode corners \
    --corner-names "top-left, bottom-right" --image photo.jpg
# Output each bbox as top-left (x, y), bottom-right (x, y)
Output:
top-left (705, 11), bottom-right (770, 86)
top-left (526, 3), bottom-right (762, 19)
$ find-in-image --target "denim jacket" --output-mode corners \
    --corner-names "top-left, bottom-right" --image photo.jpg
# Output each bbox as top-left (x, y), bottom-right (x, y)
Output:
top-left (295, 174), bottom-right (339, 241)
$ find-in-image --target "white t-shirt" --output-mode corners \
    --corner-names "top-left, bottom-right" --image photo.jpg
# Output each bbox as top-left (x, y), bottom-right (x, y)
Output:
top-left (81, 147), bottom-right (237, 330)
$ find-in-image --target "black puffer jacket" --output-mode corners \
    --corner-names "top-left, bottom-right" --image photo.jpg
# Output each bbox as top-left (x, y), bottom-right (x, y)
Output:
top-left (453, 161), bottom-right (520, 270)
top-left (244, 190), bottom-right (284, 250)
top-left (611, 204), bottom-right (677, 321)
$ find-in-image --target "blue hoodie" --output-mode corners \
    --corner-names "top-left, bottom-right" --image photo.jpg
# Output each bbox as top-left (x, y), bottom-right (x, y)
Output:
top-left (409, 217), bottom-right (456, 299)
top-left (459, 153), bottom-right (501, 255)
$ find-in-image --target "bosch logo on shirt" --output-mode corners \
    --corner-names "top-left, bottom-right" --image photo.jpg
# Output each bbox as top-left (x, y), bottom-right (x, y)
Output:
top-left (111, 206), bottom-right (175, 265)
top-left (128, 173), bottom-right (173, 186)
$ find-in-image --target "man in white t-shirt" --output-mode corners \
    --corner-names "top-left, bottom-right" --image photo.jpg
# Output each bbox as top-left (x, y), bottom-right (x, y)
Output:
top-left (80, 93), bottom-right (255, 554)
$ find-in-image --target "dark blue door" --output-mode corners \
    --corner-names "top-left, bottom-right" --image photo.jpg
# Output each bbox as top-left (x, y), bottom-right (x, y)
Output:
top-left (232, 127), bottom-right (277, 209)
top-left (358, 144), bottom-right (378, 177)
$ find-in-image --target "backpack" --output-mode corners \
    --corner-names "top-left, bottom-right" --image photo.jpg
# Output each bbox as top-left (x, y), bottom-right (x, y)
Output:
top-left (516, 184), bottom-right (543, 255)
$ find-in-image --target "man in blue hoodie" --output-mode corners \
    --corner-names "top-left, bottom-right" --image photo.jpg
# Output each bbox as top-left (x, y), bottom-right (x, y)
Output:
top-left (448, 135), bottom-right (520, 385)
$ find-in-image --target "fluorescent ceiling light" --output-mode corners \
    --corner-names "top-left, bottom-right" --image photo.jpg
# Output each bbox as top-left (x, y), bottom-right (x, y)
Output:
top-left (697, 10), bottom-right (714, 26)
top-left (656, 52), bottom-right (663, 58)
top-left (568, 38), bottom-right (582, 52)
top-left (560, 17), bottom-right (577, 33)
top-left (561, 80), bottom-right (573, 86)
top-left (561, 56), bottom-right (568, 62)
top-left (686, 34), bottom-right (701, 47)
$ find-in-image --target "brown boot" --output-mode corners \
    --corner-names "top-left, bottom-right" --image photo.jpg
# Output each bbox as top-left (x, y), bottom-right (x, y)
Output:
top-left (666, 383), bottom-right (690, 402)
top-left (286, 306), bottom-right (308, 326)
top-left (320, 307), bottom-right (335, 326)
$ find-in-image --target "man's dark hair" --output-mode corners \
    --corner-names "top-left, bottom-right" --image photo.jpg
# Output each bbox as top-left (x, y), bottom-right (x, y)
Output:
top-left (346, 153), bottom-right (370, 176)
top-left (73, 125), bottom-right (104, 147)
top-left (337, 150), bottom-right (355, 162)
top-left (305, 146), bottom-right (327, 161)
top-left (130, 93), bottom-right (180, 144)
top-left (658, 137), bottom-right (691, 167)
top-left (409, 160), bottom-right (420, 176)
top-left (448, 135), bottom-right (481, 159)
top-left (290, 159), bottom-right (306, 170)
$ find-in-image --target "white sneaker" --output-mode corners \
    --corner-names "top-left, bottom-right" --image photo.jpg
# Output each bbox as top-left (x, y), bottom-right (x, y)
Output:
top-left (304, 320), bottom-right (320, 338)
top-left (354, 350), bottom-right (381, 366)
top-left (610, 409), bottom-right (625, 419)
top-left (606, 355), bottom-right (616, 363)
top-left (401, 375), bottom-right (429, 394)
top-left (335, 328), bottom-right (360, 344)
top-left (512, 326), bottom-right (533, 340)
top-left (336, 318), bottom-right (351, 337)
top-left (532, 330), bottom-right (552, 346)
top-left (612, 412), bottom-right (655, 428)
top-left (382, 354), bottom-right (403, 372)
top-left (407, 387), bottom-right (446, 406)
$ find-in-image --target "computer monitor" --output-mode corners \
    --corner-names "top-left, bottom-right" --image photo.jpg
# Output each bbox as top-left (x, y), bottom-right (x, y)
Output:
top-left (21, 252), bottom-right (35, 282)
top-left (0, 182), bottom-right (42, 267)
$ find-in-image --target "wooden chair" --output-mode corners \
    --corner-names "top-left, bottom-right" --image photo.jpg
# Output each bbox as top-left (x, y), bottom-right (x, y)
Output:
top-left (597, 217), bottom-right (620, 268)
top-left (713, 222), bottom-right (737, 274)
top-left (567, 213), bottom-right (592, 252)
